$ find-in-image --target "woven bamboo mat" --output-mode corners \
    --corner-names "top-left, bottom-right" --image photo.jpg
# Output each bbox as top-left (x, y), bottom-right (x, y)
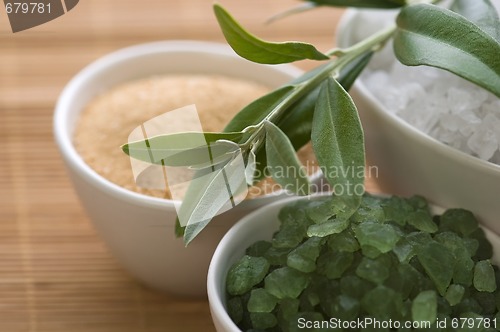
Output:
top-left (0, 1), bottom-right (380, 331)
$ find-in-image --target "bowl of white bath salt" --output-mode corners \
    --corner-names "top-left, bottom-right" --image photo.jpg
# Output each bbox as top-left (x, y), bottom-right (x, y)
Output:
top-left (336, 3), bottom-right (500, 234)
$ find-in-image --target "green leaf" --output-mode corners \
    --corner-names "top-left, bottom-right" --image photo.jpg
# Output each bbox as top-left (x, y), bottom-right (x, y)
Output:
top-left (223, 86), bottom-right (295, 133)
top-left (180, 155), bottom-right (247, 245)
top-left (227, 255), bottom-right (270, 296)
top-left (214, 4), bottom-right (329, 64)
top-left (224, 52), bottom-right (373, 182)
top-left (451, 0), bottom-right (500, 42)
top-left (278, 51), bottom-right (373, 152)
top-left (412, 290), bottom-right (437, 324)
top-left (264, 121), bottom-right (310, 195)
top-left (174, 218), bottom-right (184, 238)
top-left (245, 149), bottom-right (257, 185)
top-left (311, 77), bottom-right (365, 195)
top-left (394, 4), bottom-right (500, 98)
top-left (334, 51), bottom-right (374, 93)
top-left (303, 0), bottom-right (405, 8)
top-left (474, 260), bottom-right (497, 292)
top-left (122, 132), bottom-right (242, 166)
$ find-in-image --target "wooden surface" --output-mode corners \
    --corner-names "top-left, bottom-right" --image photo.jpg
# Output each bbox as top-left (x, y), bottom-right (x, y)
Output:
top-left (0, 1), bottom-right (379, 331)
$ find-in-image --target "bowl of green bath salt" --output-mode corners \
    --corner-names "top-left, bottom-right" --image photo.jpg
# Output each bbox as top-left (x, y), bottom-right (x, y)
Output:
top-left (208, 193), bottom-right (500, 332)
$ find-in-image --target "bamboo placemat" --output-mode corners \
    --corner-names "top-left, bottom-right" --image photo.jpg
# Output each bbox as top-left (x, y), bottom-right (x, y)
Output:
top-left (0, 1), bottom-right (379, 331)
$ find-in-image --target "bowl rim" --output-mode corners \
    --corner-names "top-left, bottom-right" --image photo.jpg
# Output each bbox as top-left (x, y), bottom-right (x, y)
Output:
top-left (207, 194), bottom-right (309, 332)
top-left (53, 40), bottom-right (307, 209)
top-left (207, 191), bottom-right (500, 331)
top-left (337, 9), bottom-right (500, 177)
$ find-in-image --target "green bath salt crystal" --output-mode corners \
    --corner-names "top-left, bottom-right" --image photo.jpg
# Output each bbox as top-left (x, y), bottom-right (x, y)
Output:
top-left (445, 284), bottom-right (465, 306)
top-left (265, 267), bottom-right (309, 299)
top-left (247, 288), bottom-right (278, 313)
top-left (355, 255), bottom-right (391, 284)
top-left (224, 194), bottom-right (500, 331)
top-left (474, 260), bottom-right (497, 292)
top-left (317, 251), bottom-right (353, 279)
top-left (411, 290), bottom-right (437, 324)
top-left (354, 221), bottom-right (401, 253)
top-left (226, 255), bottom-right (270, 296)
top-left (286, 237), bottom-right (323, 273)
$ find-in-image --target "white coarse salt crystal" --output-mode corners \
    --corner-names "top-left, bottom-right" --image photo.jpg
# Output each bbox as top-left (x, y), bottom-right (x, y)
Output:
top-left (447, 87), bottom-right (474, 114)
top-left (436, 128), bottom-right (460, 144)
top-left (484, 114), bottom-right (500, 142)
top-left (439, 114), bottom-right (461, 132)
top-left (457, 111), bottom-right (482, 137)
top-left (380, 86), bottom-right (410, 112)
top-left (361, 54), bottom-right (500, 165)
top-left (481, 100), bottom-right (500, 119)
top-left (467, 117), bottom-right (499, 161)
top-left (400, 92), bottom-right (437, 133)
top-left (364, 70), bottom-right (389, 96)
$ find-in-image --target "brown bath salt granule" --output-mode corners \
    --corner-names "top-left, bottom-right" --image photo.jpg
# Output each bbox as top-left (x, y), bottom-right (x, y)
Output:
top-left (74, 75), bottom-right (317, 199)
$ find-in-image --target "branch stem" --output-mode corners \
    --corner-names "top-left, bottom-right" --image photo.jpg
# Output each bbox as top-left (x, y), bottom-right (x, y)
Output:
top-left (241, 24), bottom-right (396, 150)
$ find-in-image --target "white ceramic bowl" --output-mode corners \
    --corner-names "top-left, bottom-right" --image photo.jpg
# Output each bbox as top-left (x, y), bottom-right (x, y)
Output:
top-left (336, 10), bottom-right (500, 235)
top-left (53, 41), bottom-right (305, 297)
top-left (207, 194), bottom-right (500, 332)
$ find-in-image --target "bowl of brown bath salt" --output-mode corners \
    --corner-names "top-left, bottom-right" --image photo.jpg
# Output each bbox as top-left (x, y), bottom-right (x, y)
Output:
top-left (73, 75), bottom-right (318, 200)
top-left (54, 41), bottom-right (313, 296)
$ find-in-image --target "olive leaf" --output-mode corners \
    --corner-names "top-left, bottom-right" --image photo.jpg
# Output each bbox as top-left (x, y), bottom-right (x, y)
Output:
top-left (264, 121), bottom-right (310, 195)
top-left (245, 149), bottom-right (257, 185)
top-left (175, 218), bottom-right (184, 238)
top-left (311, 77), bottom-right (365, 196)
top-left (180, 153), bottom-right (248, 245)
top-left (122, 131), bottom-right (243, 166)
top-left (451, 0), bottom-right (500, 42)
top-left (213, 4), bottom-right (329, 64)
top-left (224, 86), bottom-right (295, 133)
top-left (394, 4), bottom-right (500, 98)
top-left (302, 0), bottom-right (405, 9)
top-left (230, 52), bottom-right (373, 184)
top-left (279, 51), bottom-right (373, 151)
